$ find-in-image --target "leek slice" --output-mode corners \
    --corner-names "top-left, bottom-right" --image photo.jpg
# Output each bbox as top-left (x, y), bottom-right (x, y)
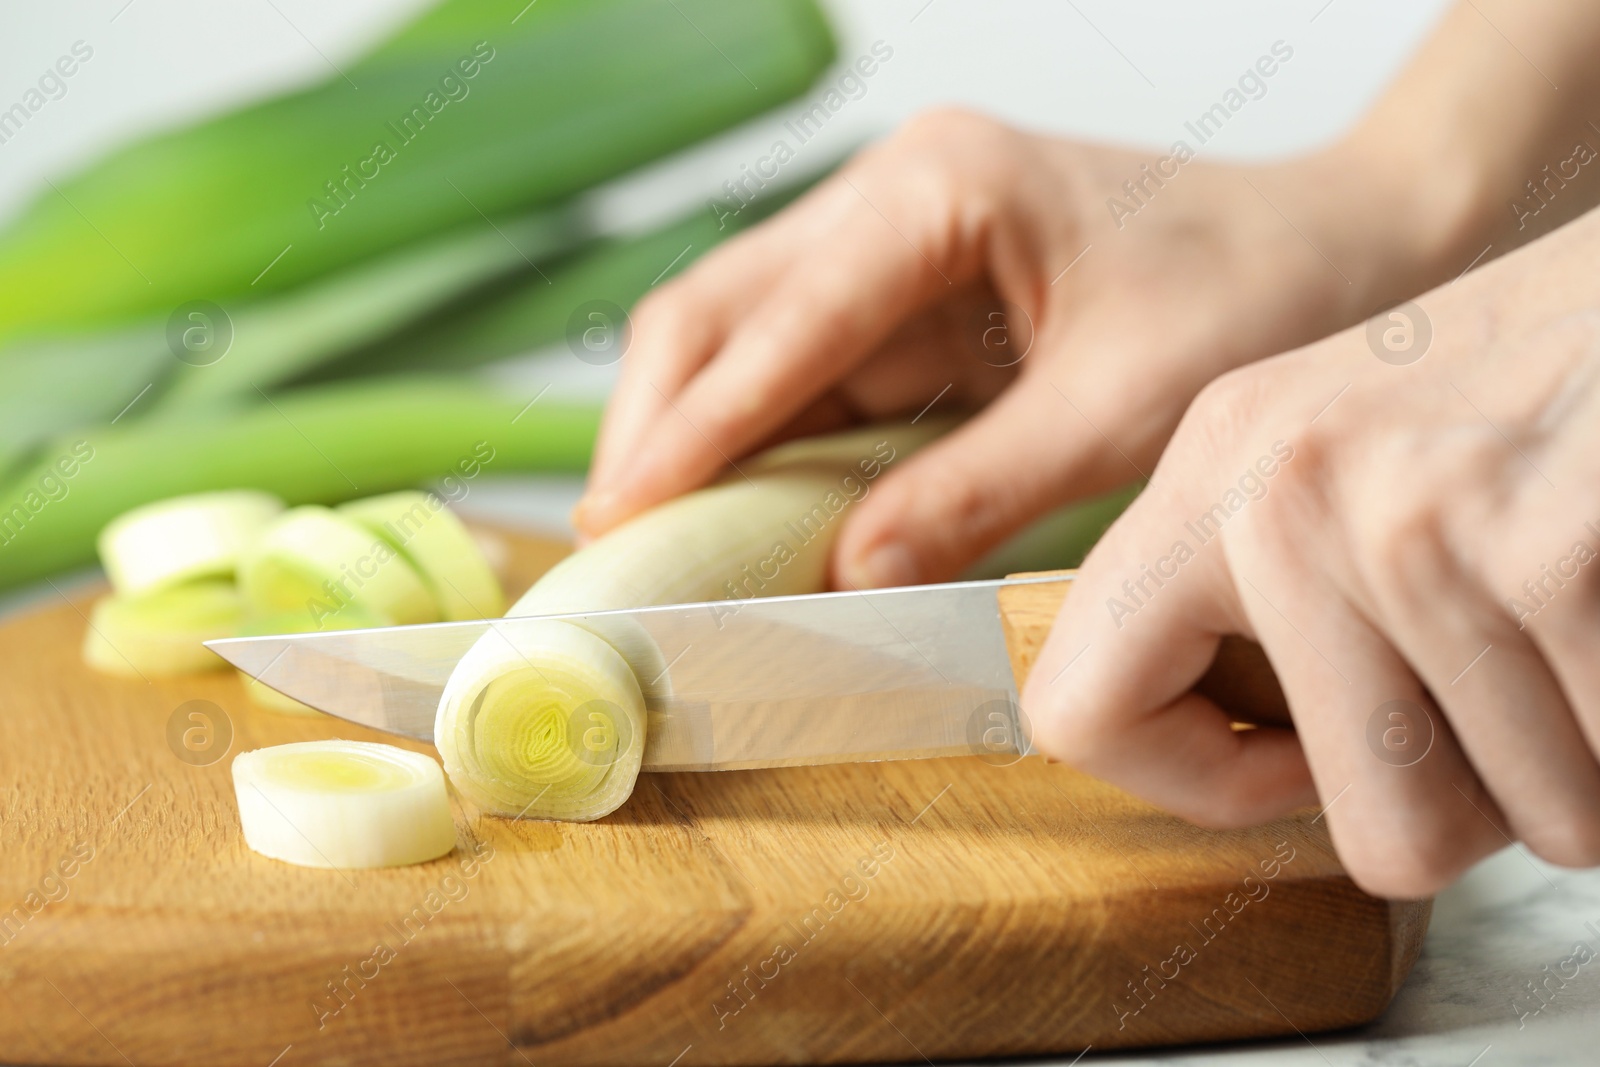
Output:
top-left (235, 606), bottom-right (391, 715)
top-left (338, 491), bottom-right (504, 621)
top-left (232, 740), bottom-right (456, 869)
top-left (239, 505), bottom-right (438, 626)
top-left (436, 620), bottom-right (645, 821)
top-left (97, 490), bottom-right (283, 596)
top-left (82, 580), bottom-right (244, 677)
top-left (435, 423), bottom-right (943, 821)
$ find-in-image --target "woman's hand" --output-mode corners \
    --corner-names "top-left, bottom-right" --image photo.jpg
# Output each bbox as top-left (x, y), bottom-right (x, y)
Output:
top-left (574, 107), bottom-right (1462, 587)
top-left (1025, 205), bottom-right (1600, 898)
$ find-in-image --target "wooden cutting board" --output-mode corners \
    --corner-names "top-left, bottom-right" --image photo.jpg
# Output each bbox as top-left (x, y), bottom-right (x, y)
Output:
top-left (0, 527), bottom-right (1428, 1066)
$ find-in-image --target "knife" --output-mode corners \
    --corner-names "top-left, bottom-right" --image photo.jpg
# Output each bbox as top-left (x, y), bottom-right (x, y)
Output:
top-left (206, 569), bottom-right (1288, 773)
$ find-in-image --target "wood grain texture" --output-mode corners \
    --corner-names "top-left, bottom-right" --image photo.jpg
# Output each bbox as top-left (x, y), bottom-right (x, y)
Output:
top-left (0, 534), bottom-right (1428, 1066)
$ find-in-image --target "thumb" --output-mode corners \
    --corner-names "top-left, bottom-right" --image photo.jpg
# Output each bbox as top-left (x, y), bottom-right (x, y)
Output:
top-left (832, 377), bottom-right (1144, 588)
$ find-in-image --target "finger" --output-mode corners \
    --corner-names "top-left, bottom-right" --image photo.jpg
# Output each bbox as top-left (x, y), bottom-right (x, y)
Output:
top-left (1022, 471), bottom-right (1318, 827)
top-left (583, 175), bottom-right (985, 533)
top-left (1526, 561), bottom-right (1600, 756)
top-left (1475, 565), bottom-right (1600, 866)
top-left (582, 207), bottom-right (821, 509)
top-left (1335, 464), bottom-right (1600, 868)
top-left (1235, 569), bottom-right (1503, 899)
top-left (830, 376), bottom-right (1145, 588)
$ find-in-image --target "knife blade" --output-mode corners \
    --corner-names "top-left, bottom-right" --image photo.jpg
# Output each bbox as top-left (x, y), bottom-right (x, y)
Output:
top-left (206, 574), bottom-right (1066, 772)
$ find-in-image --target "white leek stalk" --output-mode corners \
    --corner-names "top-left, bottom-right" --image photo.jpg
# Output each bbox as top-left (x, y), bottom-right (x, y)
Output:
top-left (435, 423), bottom-right (939, 822)
top-left (338, 491), bottom-right (504, 620)
top-left (98, 490), bottom-right (283, 596)
top-left (239, 505), bottom-right (437, 626)
top-left (83, 580), bottom-right (245, 676)
top-left (232, 740), bottom-right (456, 868)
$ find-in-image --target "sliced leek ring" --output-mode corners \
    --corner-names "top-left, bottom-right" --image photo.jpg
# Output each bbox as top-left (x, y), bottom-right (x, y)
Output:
top-left (238, 505), bottom-right (438, 626)
top-left (97, 490), bottom-right (283, 597)
top-left (436, 620), bottom-right (645, 822)
top-left (339, 491), bottom-right (504, 621)
top-left (235, 606), bottom-right (391, 715)
top-left (82, 580), bottom-right (245, 677)
top-left (232, 740), bottom-right (456, 869)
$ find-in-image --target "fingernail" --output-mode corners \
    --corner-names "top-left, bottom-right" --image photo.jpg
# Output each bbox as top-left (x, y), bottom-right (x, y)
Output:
top-left (848, 542), bottom-right (920, 589)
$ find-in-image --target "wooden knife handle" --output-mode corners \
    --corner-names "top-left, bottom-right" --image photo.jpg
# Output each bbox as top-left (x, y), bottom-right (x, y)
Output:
top-left (996, 569), bottom-right (1292, 728)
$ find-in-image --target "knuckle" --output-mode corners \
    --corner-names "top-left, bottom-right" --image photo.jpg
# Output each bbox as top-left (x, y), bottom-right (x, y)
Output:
top-left (1502, 514), bottom-right (1600, 627)
top-left (629, 289), bottom-right (705, 356)
top-left (1169, 367), bottom-right (1272, 464)
top-left (867, 108), bottom-right (1013, 227)
top-left (1186, 367), bottom-right (1264, 432)
top-left (1357, 484), bottom-right (1447, 583)
top-left (1339, 430), bottom-right (1458, 585)
top-left (1519, 810), bottom-right (1600, 868)
top-left (898, 105), bottom-right (1001, 148)
top-left (1336, 827), bottom-right (1467, 899)
top-left (684, 394), bottom-right (751, 451)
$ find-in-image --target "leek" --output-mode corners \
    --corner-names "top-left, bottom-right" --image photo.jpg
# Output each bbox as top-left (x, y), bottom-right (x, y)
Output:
top-left (0, 378), bottom-right (600, 594)
top-left (0, 0), bottom-right (836, 343)
top-left (435, 423), bottom-right (945, 822)
top-left (82, 580), bottom-right (244, 677)
top-left (232, 741), bottom-right (456, 869)
top-left (339, 491), bottom-right (504, 620)
top-left (436, 620), bottom-right (647, 822)
top-left (239, 506), bottom-right (438, 626)
top-left (98, 490), bottom-right (284, 596)
top-left (305, 179), bottom-right (817, 382)
top-left (82, 485), bottom-right (503, 682)
top-left (151, 210), bottom-right (580, 409)
top-left (0, 325), bottom-right (171, 479)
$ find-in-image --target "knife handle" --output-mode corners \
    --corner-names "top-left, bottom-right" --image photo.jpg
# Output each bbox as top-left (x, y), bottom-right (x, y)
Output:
top-left (997, 569), bottom-right (1293, 728)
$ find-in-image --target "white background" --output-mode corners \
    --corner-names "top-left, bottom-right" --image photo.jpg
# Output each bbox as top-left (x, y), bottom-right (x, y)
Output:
top-left (0, 0), bottom-right (1452, 229)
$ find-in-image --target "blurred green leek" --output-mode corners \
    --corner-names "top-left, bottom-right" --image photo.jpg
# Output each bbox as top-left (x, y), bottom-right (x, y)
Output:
top-left (0, 379), bottom-right (600, 592)
top-left (0, 0), bottom-right (835, 344)
top-left (153, 208), bottom-right (580, 409)
top-left (305, 177), bottom-right (814, 383)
